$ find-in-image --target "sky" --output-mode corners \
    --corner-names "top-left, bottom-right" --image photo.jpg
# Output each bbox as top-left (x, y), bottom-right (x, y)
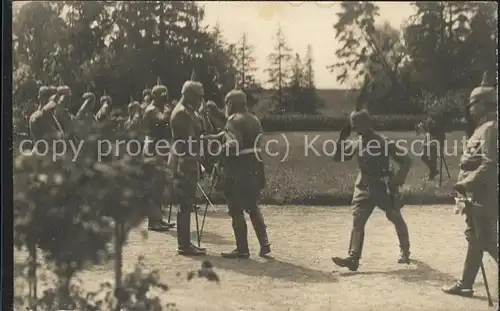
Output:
top-left (13, 1), bottom-right (416, 90)
top-left (200, 1), bottom-right (416, 89)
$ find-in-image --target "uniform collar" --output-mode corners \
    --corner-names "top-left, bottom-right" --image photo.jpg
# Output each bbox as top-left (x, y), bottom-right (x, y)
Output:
top-left (477, 111), bottom-right (497, 127)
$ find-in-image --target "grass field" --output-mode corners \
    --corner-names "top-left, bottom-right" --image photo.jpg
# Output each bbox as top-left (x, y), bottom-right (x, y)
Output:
top-left (14, 205), bottom-right (498, 310)
top-left (230, 131), bottom-right (465, 205)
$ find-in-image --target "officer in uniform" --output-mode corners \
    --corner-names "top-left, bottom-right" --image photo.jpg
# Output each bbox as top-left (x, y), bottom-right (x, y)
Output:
top-left (442, 81), bottom-right (498, 297)
top-left (331, 109), bottom-right (412, 271)
top-left (203, 90), bottom-right (270, 259)
top-left (419, 115), bottom-right (446, 180)
top-left (142, 84), bottom-right (175, 232)
top-left (168, 80), bottom-right (207, 256)
top-left (95, 92), bottom-right (112, 123)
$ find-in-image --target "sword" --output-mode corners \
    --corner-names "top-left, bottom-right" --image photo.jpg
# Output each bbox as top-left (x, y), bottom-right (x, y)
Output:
top-left (197, 182), bottom-right (217, 212)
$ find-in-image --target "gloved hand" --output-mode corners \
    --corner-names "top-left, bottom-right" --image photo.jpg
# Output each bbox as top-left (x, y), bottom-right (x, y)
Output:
top-left (339, 122), bottom-right (352, 141)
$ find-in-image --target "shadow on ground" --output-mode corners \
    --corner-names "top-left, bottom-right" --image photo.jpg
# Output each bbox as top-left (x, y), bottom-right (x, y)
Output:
top-left (191, 254), bottom-right (338, 284)
top-left (337, 259), bottom-right (492, 303)
top-left (161, 229), bottom-right (233, 246)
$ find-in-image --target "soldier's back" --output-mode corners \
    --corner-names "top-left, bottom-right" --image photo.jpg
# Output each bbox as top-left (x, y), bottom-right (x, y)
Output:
top-left (29, 109), bottom-right (55, 141)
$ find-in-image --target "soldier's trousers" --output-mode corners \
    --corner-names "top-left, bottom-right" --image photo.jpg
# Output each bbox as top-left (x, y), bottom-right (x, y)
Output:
top-left (460, 211), bottom-right (498, 288)
top-left (348, 199), bottom-right (410, 259)
top-left (226, 193), bottom-right (270, 253)
top-left (144, 162), bottom-right (165, 224)
top-left (175, 176), bottom-right (198, 249)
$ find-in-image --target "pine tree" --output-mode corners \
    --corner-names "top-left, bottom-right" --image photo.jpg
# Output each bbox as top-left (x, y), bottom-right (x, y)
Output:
top-left (288, 53), bottom-right (304, 113)
top-left (265, 26), bottom-right (292, 112)
top-left (234, 32), bottom-right (258, 90)
top-left (301, 44), bottom-right (319, 113)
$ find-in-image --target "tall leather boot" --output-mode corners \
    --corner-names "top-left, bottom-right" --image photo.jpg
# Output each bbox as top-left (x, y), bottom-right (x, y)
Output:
top-left (394, 218), bottom-right (411, 264)
top-left (177, 206), bottom-right (205, 256)
top-left (332, 230), bottom-right (362, 271)
top-left (248, 208), bottom-right (271, 257)
top-left (442, 243), bottom-right (481, 297)
top-left (221, 214), bottom-right (250, 259)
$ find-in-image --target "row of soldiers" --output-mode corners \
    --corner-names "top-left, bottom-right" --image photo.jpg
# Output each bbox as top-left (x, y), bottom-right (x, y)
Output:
top-left (26, 71), bottom-right (497, 303)
top-left (27, 77), bottom-right (271, 258)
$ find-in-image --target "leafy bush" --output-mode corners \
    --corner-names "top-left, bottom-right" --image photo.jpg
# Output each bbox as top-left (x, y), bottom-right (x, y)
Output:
top-left (13, 120), bottom-right (177, 310)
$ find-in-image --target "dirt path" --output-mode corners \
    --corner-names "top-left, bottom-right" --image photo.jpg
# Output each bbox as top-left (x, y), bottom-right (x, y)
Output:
top-left (15, 205), bottom-right (498, 311)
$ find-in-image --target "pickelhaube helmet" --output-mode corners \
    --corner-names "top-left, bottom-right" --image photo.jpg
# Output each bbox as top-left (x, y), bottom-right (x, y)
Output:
top-left (82, 92), bottom-right (96, 101)
top-left (349, 109), bottom-right (373, 127)
top-left (100, 90), bottom-right (112, 105)
top-left (225, 89), bottom-right (247, 106)
top-left (38, 86), bottom-right (52, 99)
top-left (142, 88), bottom-right (151, 97)
top-left (56, 85), bottom-right (71, 96)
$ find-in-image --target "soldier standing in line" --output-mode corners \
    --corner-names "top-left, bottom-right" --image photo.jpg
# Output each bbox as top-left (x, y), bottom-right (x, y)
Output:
top-left (331, 109), bottom-right (412, 271)
top-left (95, 91), bottom-right (112, 123)
top-left (75, 92), bottom-right (97, 124)
top-left (142, 83), bottom-right (176, 232)
top-left (202, 89), bottom-right (270, 259)
top-left (29, 85), bottom-right (58, 141)
top-left (54, 85), bottom-right (77, 139)
top-left (168, 80), bottom-right (207, 256)
top-left (141, 88), bottom-right (152, 113)
top-left (124, 100), bottom-right (142, 132)
top-left (441, 81), bottom-right (498, 298)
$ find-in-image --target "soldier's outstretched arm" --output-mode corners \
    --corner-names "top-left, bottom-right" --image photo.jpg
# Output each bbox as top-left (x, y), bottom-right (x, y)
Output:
top-left (456, 126), bottom-right (498, 189)
top-left (388, 142), bottom-right (412, 185)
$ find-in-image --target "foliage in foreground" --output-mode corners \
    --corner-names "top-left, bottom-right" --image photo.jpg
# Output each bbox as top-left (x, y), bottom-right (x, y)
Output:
top-left (13, 120), bottom-right (218, 310)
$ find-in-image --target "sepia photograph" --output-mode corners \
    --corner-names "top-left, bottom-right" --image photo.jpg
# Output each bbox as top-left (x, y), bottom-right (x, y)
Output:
top-left (9, 1), bottom-right (498, 310)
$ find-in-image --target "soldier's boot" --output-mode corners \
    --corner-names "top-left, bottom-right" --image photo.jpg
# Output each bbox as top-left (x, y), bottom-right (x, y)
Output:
top-left (148, 217), bottom-right (171, 232)
top-left (164, 204), bottom-right (176, 228)
top-left (388, 212), bottom-right (411, 264)
top-left (442, 281), bottom-right (474, 297)
top-left (177, 208), bottom-right (206, 256)
top-left (332, 230), bottom-right (362, 271)
top-left (221, 215), bottom-right (250, 259)
top-left (442, 243), bottom-right (481, 297)
top-left (248, 208), bottom-right (271, 257)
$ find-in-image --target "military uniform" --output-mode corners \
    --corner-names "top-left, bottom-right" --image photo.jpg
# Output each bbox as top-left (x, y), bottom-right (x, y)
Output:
top-left (54, 86), bottom-right (76, 140)
top-left (95, 94), bottom-right (112, 123)
top-left (124, 101), bottom-right (142, 132)
top-left (168, 80), bottom-right (206, 256)
top-left (142, 85), bottom-right (174, 232)
top-left (141, 88), bottom-right (152, 113)
top-left (442, 84), bottom-right (498, 297)
top-left (214, 90), bottom-right (270, 259)
top-left (29, 86), bottom-right (67, 149)
top-left (29, 86), bottom-right (59, 141)
top-left (75, 92), bottom-right (97, 124)
top-left (420, 116), bottom-right (446, 180)
top-left (332, 110), bottom-right (412, 271)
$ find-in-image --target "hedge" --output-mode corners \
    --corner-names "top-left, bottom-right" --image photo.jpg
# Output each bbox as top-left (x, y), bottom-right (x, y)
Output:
top-left (260, 114), bottom-right (465, 132)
